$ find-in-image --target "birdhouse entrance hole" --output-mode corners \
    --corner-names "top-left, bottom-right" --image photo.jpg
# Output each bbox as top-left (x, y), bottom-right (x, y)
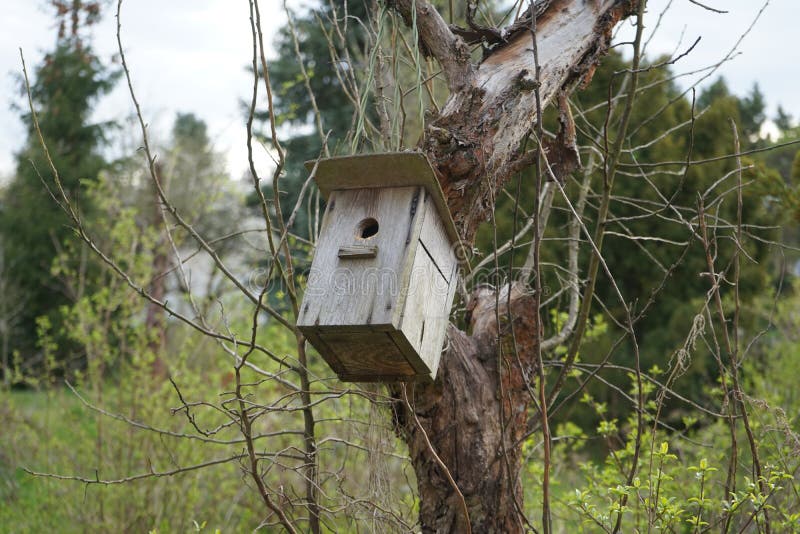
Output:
top-left (357, 218), bottom-right (379, 239)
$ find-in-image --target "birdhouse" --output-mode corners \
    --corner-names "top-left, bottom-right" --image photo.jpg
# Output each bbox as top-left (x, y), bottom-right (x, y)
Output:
top-left (297, 153), bottom-right (462, 382)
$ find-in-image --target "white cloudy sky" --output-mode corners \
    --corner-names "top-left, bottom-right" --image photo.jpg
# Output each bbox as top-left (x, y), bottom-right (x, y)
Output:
top-left (0, 0), bottom-right (795, 181)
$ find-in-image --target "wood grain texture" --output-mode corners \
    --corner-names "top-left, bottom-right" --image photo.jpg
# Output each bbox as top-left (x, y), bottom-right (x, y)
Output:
top-left (305, 153), bottom-right (462, 249)
top-left (302, 325), bottom-right (422, 382)
top-left (419, 0), bottom-right (636, 242)
top-left (298, 181), bottom-right (459, 381)
top-left (317, 330), bottom-right (416, 380)
top-left (398, 246), bottom-right (443, 370)
top-left (418, 195), bottom-right (456, 283)
top-left (337, 245), bottom-right (378, 259)
top-left (397, 195), bottom-right (459, 379)
top-left (298, 186), bottom-right (424, 329)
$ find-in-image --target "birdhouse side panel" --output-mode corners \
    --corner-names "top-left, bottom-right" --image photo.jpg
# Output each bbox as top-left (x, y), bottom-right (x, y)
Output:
top-left (398, 244), bottom-right (453, 376)
top-left (419, 261), bottom-right (458, 378)
top-left (393, 195), bottom-right (460, 379)
top-left (298, 186), bottom-right (426, 330)
top-left (398, 248), bottom-right (440, 352)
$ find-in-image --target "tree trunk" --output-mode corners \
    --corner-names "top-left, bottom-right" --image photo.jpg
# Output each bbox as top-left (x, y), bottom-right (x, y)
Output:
top-left (388, 1), bottom-right (638, 530)
top-left (146, 162), bottom-right (169, 379)
top-left (393, 284), bottom-right (539, 532)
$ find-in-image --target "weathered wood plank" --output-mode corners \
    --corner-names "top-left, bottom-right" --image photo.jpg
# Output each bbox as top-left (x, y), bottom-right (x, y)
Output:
top-left (418, 194), bottom-right (456, 283)
top-left (398, 241), bottom-right (453, 378)
top-left (298, 186), bottom-right (424, 328)
top-left (426, 259), bottom-right (459, 376)
top-left (305, 153), bottom-right (462, 248)
top-left (338, 245), bottom-right (379, 259)
top-left (317, 331), bottom-right (416, 379)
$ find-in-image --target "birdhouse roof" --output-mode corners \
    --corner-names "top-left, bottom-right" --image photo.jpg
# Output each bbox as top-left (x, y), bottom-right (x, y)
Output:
top-left (305, 152), bottom-right (462, 251)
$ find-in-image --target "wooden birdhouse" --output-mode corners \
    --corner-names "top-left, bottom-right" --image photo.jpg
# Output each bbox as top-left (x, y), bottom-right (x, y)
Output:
top-left (297, 153), bottom-right (462, 382)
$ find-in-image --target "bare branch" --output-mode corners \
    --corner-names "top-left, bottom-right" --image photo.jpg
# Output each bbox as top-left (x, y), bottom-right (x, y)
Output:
top-left (24, 455), bottom-right (248, 485)
top-left (391, 0), bottom-right (474, 92)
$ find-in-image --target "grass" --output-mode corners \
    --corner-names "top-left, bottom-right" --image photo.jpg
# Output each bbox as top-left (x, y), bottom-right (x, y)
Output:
top-left (0, 384), bottom-right (261, 532)
top-left (0, 388), bottom-right (94, 532)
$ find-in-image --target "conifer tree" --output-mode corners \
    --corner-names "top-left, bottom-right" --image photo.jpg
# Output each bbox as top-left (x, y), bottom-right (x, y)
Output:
top-left (0, 1), bottom-right (117, 368)
top-left (259, 0), bottom-right (370, 238)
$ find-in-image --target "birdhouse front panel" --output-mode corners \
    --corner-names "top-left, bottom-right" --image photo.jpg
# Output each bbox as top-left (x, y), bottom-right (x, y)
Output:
top-left (299, 185), bottom-right (425, 329)
top-left (297, 153), bottom-right (462, 382)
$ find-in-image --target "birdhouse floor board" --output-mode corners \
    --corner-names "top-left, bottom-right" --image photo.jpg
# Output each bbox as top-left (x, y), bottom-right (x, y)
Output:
top-left (314, 330), bottom-right (420, 380)
top-left (300, 322), bottom-right (437, 381)
top-left (304, 323), bottom-right (395, 333)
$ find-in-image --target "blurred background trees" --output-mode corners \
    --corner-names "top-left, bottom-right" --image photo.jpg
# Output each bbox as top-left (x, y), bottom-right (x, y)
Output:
top-left (0, 1), bottom-right (119, 375)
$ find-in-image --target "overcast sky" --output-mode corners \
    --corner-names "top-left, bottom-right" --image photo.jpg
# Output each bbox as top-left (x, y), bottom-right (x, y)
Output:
top-left (0, 0), bottom-right (795, 182)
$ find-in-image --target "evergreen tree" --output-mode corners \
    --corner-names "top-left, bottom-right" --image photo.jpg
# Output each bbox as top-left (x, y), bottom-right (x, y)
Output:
top-left (0, 2), bottom-right (117, 368)
top-left (258, 0), bottom-right (371, 238)
top-left (579, 69), bottom-right (783, 423)
top-left (774, 105), bottom-right (794, 134)
top-left (738, 83), bottom-right (766, 139)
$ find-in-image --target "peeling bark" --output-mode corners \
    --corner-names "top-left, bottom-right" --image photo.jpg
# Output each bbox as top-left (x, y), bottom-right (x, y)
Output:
top-left (387, 1), bottom-right (639, 531)
top-left (416, 0), bottom-right (638, 241)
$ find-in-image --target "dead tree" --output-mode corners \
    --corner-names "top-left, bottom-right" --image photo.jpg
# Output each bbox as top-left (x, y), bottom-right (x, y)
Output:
top-left (386, 1), bottom-right (640, 531)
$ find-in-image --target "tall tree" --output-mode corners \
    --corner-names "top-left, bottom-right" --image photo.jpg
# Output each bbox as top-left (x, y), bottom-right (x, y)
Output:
top-left (260, 0), bottom-right (371, 239)
top-left (267, 0), bottom-right (645, 530)
top-left (144, 112), bottom-right (238, 377)
top-left (0, 1), bottom-right (117, 369)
